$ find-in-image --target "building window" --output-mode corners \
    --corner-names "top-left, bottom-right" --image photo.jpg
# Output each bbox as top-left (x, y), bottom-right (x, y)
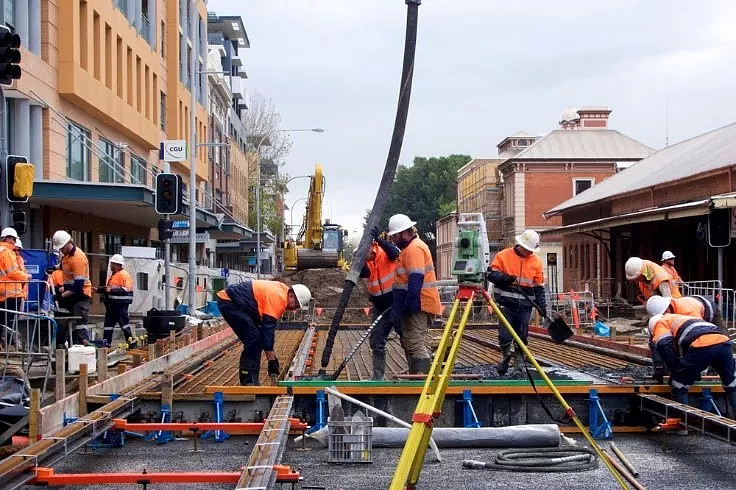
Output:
top-left (67, 121), bottom-right (91, 181)
top-left (160, 91), bottom-right (166, 131)
top-left (3, 0), bottom-right (14, 28)
top-left (130, 154), bottom-right (147, 185)
top-left (160, 20), bottom-right (165, 56)
top-left (137, 272), bottom-right (149, 291)
top-left (104, 234), bottom-right (122, 255)
top-left (573, 178), bottom-right (595, 196)
top-left (99, 139), bottom-right (125, 183)
top-left (130, 238), bottom-right (146, 247)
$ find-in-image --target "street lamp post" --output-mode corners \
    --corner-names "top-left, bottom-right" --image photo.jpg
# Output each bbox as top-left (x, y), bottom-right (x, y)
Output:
top-left (289, 197), bottom-right (308, 240)
top-left (188, 0), bottom-right (198, 313)
top-left (252, 128), bottom-right (323, 278)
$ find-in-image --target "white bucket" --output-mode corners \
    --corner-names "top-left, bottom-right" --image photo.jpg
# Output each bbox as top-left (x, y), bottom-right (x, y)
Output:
top-left (68, 345), bottom-right (97, 374)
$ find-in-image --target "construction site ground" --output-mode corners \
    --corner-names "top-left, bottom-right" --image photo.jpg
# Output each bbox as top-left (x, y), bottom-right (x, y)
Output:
top-left (34, 433), bottom-right (736, 489)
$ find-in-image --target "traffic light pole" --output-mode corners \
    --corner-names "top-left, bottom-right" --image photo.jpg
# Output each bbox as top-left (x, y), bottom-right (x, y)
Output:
top-left (0, 85), bottom-right (8, 229)
top-left (162, 163), bottom-right (172, 310)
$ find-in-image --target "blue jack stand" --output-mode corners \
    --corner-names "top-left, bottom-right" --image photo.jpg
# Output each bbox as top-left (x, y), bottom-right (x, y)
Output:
top-left (460, 390), bottom-right (481, 428)
top-left (202, 392), bottom-right (230, 442)
top-left (145, 404), bottom-right (174, 444)
top-left (587, 389), bottom-right (613, 439)
top-left (307, 390), bottom-right (327, 434)
top-left (699, 388), bottom-right (722, 416)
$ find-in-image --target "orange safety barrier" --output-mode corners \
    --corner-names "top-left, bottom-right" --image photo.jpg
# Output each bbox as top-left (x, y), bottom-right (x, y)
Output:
top-left (112, 418), bottom-right (308, 434)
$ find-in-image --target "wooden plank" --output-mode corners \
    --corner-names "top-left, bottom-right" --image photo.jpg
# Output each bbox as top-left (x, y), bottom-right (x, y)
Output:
top-left (197, 324), bottom-right (204, 341)
top-left (116, 364), bottom-right (127, 375)
top-left (29, 389), bottom-right (40, 441)
top-left (169, 330), bottom-right (176, 352)
top-left (55, 349), bottom-right (66, 401)
top-left (133, 353), bottom-right (142, 368)
top-left (161, 371), bottom-right (173, 409)
top-left (148, 343), bottom-right (156, 361)
top-left (96, 348), bottom-right (108, 382)
top-left (78, 364), bottom-right (88, 417)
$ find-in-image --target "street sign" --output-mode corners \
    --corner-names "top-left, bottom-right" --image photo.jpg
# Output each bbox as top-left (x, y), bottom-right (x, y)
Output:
top-left (170, 230), bottom-right (210, 244)
top-left (171, 220), bottom-right (189, 230)
top-left (159, 140), bottom-right (187, 162)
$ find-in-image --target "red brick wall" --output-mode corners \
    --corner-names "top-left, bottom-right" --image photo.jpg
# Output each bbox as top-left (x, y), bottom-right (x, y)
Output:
top-left (526, 170), bottom-right (615, 227)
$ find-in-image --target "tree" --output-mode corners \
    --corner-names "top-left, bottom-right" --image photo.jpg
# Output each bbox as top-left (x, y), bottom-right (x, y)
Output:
top-left (371, 154), bottom-right (471, 257)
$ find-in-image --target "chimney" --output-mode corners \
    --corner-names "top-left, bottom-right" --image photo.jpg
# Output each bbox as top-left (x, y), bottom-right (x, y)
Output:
top-left (576, 107), bottom-right (611, 129)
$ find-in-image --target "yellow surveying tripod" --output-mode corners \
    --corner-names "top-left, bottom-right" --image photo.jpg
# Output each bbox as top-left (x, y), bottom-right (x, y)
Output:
top-left (389, 285), bottom-right (629, 490)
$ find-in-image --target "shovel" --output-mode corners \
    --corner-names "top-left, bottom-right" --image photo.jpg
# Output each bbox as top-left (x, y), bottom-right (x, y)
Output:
top-left (510, 286), bottom-right (573, 344)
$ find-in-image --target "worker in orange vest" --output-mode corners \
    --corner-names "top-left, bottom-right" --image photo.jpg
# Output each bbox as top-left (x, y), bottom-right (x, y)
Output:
top-left (359, 226), bottom-right (400, 380)
top-left (660, 251), bottom-right (682, 283)
top-left (0, 228), bottom-right (30, 330)
top-left (97, 254), bottom-right (135, 348)
top-left (53, 230), bottom-right (92, 346)
top-left (387, 214), bottom-right (442, 375)
top-left (649, 313), bottom-right (736, 415)
top-left (625, 257), bottom-right (682, 302)
top-left (14, 239), bottom-right (28, 302)
top-left (488, 229), bottom-right (546, 375)
top-left (217, 280), bottom-right (311, 385)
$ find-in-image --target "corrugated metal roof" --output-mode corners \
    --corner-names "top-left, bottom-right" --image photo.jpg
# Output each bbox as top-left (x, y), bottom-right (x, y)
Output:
top-left (547, 122), bottom-right (736, 215)
top-left (511, 129), bottom-right (654, 161)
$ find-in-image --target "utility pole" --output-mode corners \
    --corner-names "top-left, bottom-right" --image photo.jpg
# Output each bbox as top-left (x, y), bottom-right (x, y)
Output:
top-left (0, 85), bottom-right (8, 229)
top-left (188, 0), bottom-right (198, 312)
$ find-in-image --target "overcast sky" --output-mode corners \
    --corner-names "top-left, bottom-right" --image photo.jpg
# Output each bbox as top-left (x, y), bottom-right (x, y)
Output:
top-left (208, 0), bottom-right (736, 239)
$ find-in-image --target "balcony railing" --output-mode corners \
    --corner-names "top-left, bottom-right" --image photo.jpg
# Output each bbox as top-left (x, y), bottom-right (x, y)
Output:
top-left (115, 0), bottom-right (128, 12)
top-left (140, 14), bottom-right (150, 42)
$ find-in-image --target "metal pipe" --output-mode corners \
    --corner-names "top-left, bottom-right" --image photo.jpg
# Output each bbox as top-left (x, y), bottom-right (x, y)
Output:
top-left (324, 387), bottom-right (442, 462)
top-left (602, 448), bottom-right (646, 490)
top-left (188, 0), bottom-right (198, 312)
top-left (610, 442), bottom-right (639, 477)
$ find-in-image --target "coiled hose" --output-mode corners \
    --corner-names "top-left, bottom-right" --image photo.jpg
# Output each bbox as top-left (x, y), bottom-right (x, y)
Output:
top-left (463, 447), bottom-right (599, 473)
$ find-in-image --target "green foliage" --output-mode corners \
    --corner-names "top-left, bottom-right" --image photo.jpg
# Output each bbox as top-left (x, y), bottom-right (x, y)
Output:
top-left (369, 154), bottom-right (471, 257)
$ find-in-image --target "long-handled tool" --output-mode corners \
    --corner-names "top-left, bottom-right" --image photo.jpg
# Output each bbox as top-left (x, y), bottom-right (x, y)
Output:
top-left (510, 285), bottom-right (573, 344)
top-left (329, 308), bottom-right (390, 381)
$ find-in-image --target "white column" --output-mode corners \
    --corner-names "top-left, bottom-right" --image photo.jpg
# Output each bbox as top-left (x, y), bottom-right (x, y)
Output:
top-left (14, 0), bottom-right (28, 47)
top-left (30, 105), bottom-right (42, 179)
top-left (12, 99), bottom-right (30, 157)
top-left (147, 0), bottom-right (157, 48)
top-left (28, 0), bottom-right (41, 55)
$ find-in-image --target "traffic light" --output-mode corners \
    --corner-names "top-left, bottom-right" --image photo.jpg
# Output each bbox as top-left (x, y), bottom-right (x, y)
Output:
top-left (708, 208), bottom-right (731, 247)
top-left (0, 27), bottom-right (21, 85)
top-left (155, 173), bottom-right (183, 214)
top-left (12, 211), bottom-right (26, 235)
top-left (157, 219), bottom-right (174, 240)
top-left (6, 155), bottom-right (33, 202)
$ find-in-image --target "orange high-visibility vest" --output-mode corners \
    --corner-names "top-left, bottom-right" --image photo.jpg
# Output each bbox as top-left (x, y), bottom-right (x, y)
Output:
top-left (15, 250), bottom-right (27, 299)
top-left (394, 237), bottom-right (442, 315)
top-left (491, 247), bottom-right (544, 305)
top-left (650, 313), bottom-right (728, 352)
top-left (662, 262), bottom-right (682, 283)
top-left (670, 297), bottom-right (705, 319)
top-left (0, 242), bottom-right (27, 301)
top-left (61, 246), bottom-right (92, 298)
top-left (366, 244), bottom-right (396, 298)
top-left (638, 260), bottom-right (681, 300)
top-left (252, 280), bottom-right (290, 319)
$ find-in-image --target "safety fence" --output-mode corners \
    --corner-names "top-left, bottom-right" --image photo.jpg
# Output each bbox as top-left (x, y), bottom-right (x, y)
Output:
top-left (546, 290), bottom-right (597, 333)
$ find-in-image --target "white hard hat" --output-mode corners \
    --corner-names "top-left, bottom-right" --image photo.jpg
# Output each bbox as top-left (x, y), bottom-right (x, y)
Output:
top-left (1, 227), bottom-right (18, 239)
top-left (515, 229), bottom-right (540, 252)
top-left (661, 251), bottom-right (675, 261)
top-left (110, 254), bottom-right (125, 266)
top-left (646, 295), bottom-right (671, 317)
top-left (625, 257), bottom-right (643, 280)
top-left (291, 284), bottom-right (312, 310)
top-left (386, 214), bottom-right (416, 236)
top-left (52, 230), bottom-right (72, 251)
top-left (648, 314), bottom-right (663, 336)
top-left (14, 238), bottom-right (22, 249)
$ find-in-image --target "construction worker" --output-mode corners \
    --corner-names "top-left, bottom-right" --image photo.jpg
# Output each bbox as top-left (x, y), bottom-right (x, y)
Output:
top-left (646, 294), bottom-right (724, 382)
top-left (97, 254), bottom-right (135, 348)
top-left (660, 251), bottom-right (682, 283)
top-left (14, 239), bottom-right (28, 303)
top-left (625, 257), bottom-right (682, 302)
top-left (0, 228), bottom-right (29, 329)
top-left (216, 280), bottom-right (312, 385)
top-left (360, 226), bottom-right (400, 380)
top-left (488, 229), bottom-right (546, 375)
top-left (387, 214), bottom-right (442, 375)
top-left (649, 313), bottom-right (736, 416)
top-left (52, 230), bottom-right (92, 346)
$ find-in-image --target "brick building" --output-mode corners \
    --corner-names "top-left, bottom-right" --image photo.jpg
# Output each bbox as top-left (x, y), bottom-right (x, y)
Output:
top-left (499, 108), bottom-right (653, 292)
top-left (544, 121), bottom-right (736, 300)
top-left (435, 211), bottom-right (457, 280)
top-left (457, 158), bottom-right (504, 252)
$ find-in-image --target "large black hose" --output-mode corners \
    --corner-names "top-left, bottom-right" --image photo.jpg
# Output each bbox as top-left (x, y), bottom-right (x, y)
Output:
top-left (462, 447), bottom-right (599, 473)
top-left (319, 0), bottom-right (421, 373)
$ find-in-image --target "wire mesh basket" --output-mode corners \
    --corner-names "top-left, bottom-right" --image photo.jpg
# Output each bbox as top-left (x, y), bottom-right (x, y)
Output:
top-left (327, 416), bottom-right (373, 463)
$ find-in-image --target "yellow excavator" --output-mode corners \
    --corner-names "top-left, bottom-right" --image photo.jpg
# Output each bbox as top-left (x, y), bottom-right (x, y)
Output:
top-left (284, 164), bottom-right (348, 271)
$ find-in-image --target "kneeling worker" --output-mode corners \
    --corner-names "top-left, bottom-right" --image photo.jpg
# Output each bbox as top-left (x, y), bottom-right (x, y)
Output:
top-left (217, 280), bottom-right (311, 385)
top-left (488, 230), bottom-right (546, 375)
top-left (97, 254), bottom-right (135, 348)
top-left (625, 257), bottom-right (681, 301)
top-left (360, 226), bottom-right (400, 380)
top-left (387, 214), bottom-right (442, 375)
top-left (649, 313), bottom-right (736, 416)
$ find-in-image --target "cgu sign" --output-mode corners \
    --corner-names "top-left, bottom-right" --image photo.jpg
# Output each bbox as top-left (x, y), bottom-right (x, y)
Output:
top-left (159, 140), bottom-right (188, 162)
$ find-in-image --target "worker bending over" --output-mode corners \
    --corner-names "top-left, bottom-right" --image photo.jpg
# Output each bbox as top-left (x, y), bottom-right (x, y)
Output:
top-left (217, 280), bottom-right (311, 385)
top-left (360, 225), bottom-right (400, 380)
top-left (388, 214), bottom-right (442, 375)
top-left (488, 230), bottom-right (546, 375)
top-left (649, 313), bottom-right (736, 417)
top-left (97, 254), bottom-right (135, 348)
top-left (0, 228), bottom-right (29, 329)
top-left (53, 230), bottom-right (92, 346)
top-left (660, 251), bottom-right (682, 282)
top-left (625, 257), bottom-right (682, 301)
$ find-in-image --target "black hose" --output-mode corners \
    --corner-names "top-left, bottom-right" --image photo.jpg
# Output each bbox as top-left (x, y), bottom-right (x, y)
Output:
top-left (462, 447), bottom-right (599, 473)
top-left (319, 0), bottom-right (421, 373)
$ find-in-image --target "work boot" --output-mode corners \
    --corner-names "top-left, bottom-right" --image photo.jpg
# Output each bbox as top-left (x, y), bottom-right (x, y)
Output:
top-left (413, 357), bottom-right (431, 375)
top-left (511, 349), bottom-right (525, 374)
top-left (496, 345), bottom-right (512, 375)
top-left (727, 391), bottom-right (736, 420)
top-left (239, 356), bottom-right (261, 386)
top-left (372, 351), bottom-right (386, 380)
top-left (672, 387), bottom-right (689, 405)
